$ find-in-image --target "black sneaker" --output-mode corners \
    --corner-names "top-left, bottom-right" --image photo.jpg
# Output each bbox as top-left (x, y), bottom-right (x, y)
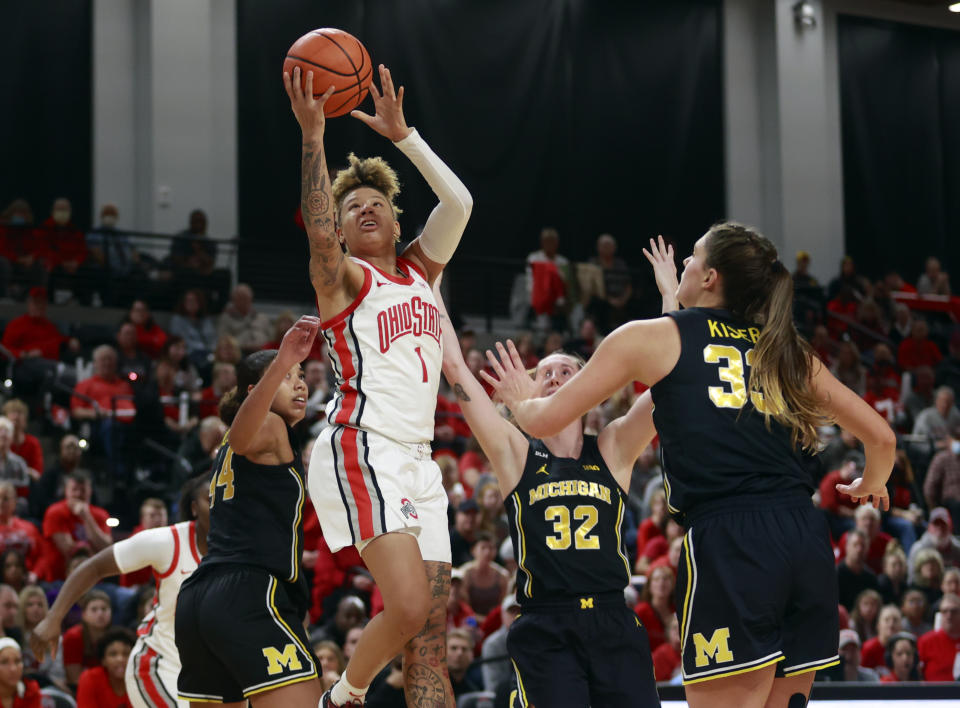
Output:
top-left (320, 688), bottom-right (365, 707)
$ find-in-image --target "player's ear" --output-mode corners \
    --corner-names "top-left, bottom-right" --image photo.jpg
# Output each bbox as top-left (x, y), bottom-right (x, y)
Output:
top-left (703, 266), bottom-right (720, 291)
top-left (394, 221), bottom-right (401, 243)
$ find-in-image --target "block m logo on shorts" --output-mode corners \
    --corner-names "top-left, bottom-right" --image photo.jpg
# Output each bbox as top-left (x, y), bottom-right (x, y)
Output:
top-left (262, 643), bottom-right (303, 675)
top-left (692, 628), bottom-right (734, 668)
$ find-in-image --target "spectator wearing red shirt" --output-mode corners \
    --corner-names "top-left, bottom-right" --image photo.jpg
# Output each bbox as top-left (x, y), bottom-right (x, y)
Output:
top-left (826, 284), bottom-right (860, 340)
top-left (837, 506), bottom-right (895, 575)
top-left (880, 632), bottom-right (921, 682)
top-left (819, 452), bottom-right (863, 540)
top-left (0, 199), bottom-right (51, 297)
top-left (898, 319), bottom-right (943, 372)
top-left (124, 300), bottom-right (167, 360)
top-left (75, 626), bottom-right (134, 708)
top-left (1, 288), bottom-right (78, 363)
top-left (71, 345), bottom-right (136, 479)
top-left (308, 536), bottom-right (381, 626)
top-left (635, 518), bottom-right (683, 575)
top-left (62, 590), bottom-right (112, 688)
top-left (652, 615), bottom-right (682, 682)
top-left (41, 472), bottom-right (111, 581)
top-left (918, 592), bottom-right (960, 681)
top-left (637, 490), bottom-right (668, 558)
top-left (647, 535), bottom-right (684, 578)
top-left (633, 565), bottom-right (675, 652)
top-left (0, 638), bottom-right (42, 708)
top-left (71, 346), bottom-right (136, 424)
top-left (860, 604), bottom-right (903, 672)
top-left (41, 199), bottom-right (86, 269)
top-left (0, 483), bottom-right (47, 581)
top-left (1, 401), bottom-right (41, 481)
top-left (446, 569), bottom-right (476, 631)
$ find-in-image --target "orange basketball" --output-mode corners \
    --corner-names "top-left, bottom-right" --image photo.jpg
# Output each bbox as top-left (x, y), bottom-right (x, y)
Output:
top-left (283, 28), bottom-right (373, 118)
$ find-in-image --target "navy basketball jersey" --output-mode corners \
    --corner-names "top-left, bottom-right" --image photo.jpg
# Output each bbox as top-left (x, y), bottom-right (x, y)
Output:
top-left (651, 307), bottom-right (811, 518)
top-left (202, 426), bottom-right (308, 593)
top-left (504, 436), bottom-right (632, 605)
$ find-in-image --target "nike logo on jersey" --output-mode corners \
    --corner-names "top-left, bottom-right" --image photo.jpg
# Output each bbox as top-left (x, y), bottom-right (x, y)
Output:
top-left (535, 464), bottom-right (549, 476)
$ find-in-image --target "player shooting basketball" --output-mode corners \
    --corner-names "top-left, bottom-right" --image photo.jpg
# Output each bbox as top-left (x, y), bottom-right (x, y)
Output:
top-left (284, 63), bottom-right (472, 708)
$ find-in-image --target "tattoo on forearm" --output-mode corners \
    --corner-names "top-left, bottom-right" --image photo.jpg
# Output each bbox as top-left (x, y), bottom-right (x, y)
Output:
top-left (453, 384), bottom-right (471, 402)
top-left (300, 141), bottom-right (335, 235)
top-left (301, 141), bottom-right (344, 287)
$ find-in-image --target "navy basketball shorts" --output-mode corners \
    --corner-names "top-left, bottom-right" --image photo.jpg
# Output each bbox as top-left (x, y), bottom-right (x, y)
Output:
top-left (175, 564), bottom-right (317, 702)
top-left (506, 592), bottom-right (661, 707)
top-left (676, 497), bottom-right (840, 685)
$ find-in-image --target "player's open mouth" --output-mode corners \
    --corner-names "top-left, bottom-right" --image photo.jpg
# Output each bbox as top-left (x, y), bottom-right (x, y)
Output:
top-left (360, 219), bottom-right (378, 231)
top-left (292, 396), bottom-right (306, 406)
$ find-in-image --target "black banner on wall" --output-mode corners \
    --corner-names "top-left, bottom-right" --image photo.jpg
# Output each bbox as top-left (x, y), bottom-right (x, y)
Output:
top-left (839, 15), bottom-right (960, 283)
top-left (0, 1), bottom-right (92, 228)
top-left (237, 0), bottom-right (724, 307)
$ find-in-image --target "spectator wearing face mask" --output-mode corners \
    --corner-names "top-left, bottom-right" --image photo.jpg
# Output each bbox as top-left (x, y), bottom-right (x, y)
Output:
top-left (84, 204), bottom-right (144, 306)
top-left (0, 199), bottom-right (48, 298)
top-left (44, 198), bottom-right (93, 305)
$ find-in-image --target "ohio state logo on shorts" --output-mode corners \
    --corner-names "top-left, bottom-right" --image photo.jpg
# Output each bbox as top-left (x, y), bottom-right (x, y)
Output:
top-left (400, 498), bottom-right (418, 519)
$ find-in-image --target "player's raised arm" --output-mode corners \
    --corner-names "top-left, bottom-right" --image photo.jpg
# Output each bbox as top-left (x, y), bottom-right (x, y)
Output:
top-left (284, 67), bottom-right (364, 312)
top-left (433, 280), bottom-right (527, 496)
top-left (352, 65), bottom-right (473, 284)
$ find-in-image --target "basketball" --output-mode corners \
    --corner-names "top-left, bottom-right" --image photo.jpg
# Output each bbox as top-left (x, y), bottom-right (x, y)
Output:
top-left (283, 28), bottom-right (373, 118)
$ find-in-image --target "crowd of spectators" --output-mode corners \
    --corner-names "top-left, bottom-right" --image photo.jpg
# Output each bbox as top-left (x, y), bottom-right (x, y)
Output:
top-left (1, 206), bottom-right (960, 703)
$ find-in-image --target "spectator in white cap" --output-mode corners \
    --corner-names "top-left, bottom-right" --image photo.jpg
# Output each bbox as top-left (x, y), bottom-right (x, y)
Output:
top-left (481, 593), bottom-right (521, 692)
top-left (838, 629), bottom-right (879, 682)
top-left (0, 637), bottom-right (42, 707)
top-left (908, 507), bottom-right (960, 584)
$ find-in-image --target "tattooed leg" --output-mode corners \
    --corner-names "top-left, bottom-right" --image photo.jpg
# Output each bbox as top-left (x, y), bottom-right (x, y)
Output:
top-left (403, 561), bottom-right (455, 708)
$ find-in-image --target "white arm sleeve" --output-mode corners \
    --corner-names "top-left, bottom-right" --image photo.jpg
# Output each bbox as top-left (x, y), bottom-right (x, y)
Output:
top-left (394, 128), bottom-right (473, 264)
top-left (112, 526), bottom-right (177, 575)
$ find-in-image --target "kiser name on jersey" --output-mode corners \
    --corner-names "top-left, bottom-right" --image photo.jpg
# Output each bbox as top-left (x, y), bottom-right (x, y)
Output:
top-left (707, 319), bottom-right (761, 344)
top-left (529, 480), bottom-right (612, 506)
top-left (377, 296), bottom-right (442, 354)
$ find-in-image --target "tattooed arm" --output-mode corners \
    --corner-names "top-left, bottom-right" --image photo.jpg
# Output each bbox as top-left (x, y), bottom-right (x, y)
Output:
top-left (433, 279), bottom-right (527, 496)
top-left (284, 66), bottom-right (365, 319)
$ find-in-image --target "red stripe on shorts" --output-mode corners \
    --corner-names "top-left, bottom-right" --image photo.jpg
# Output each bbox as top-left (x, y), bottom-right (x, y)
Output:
top-left (138, 646), bottom-right (167, 707)
top-left (341, 426), bottom-right (374, 538)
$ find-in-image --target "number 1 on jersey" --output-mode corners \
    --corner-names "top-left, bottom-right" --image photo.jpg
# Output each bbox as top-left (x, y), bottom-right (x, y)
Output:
top-left (415, 346), bottom-right (428, 383)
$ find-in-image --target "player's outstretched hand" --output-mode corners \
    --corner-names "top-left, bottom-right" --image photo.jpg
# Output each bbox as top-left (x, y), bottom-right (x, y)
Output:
top-left (643, 235), bottom-right (679, 312)
top-left (283, 67), bottom-right (336, 137)
top-left (480, 341), bottom-right (543, 412)
top-left (351, 64), bottom-right (413, 143)
top-left (29, 616), bottom-right (59, 663)
top-left (277, 316), bottom-right (322, 368)
top-left (835, 477), bottom-right (890, 511)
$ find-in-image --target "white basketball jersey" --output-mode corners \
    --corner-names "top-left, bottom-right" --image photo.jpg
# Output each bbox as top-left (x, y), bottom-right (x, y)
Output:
top-left (321, 257), bottom-right (442, 444)
top-left (134, 522), bottom-right (202, 662)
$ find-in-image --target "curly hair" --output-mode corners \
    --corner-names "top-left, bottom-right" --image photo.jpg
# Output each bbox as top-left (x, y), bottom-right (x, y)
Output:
top-left (331, 153), bottom-right (403, 231)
